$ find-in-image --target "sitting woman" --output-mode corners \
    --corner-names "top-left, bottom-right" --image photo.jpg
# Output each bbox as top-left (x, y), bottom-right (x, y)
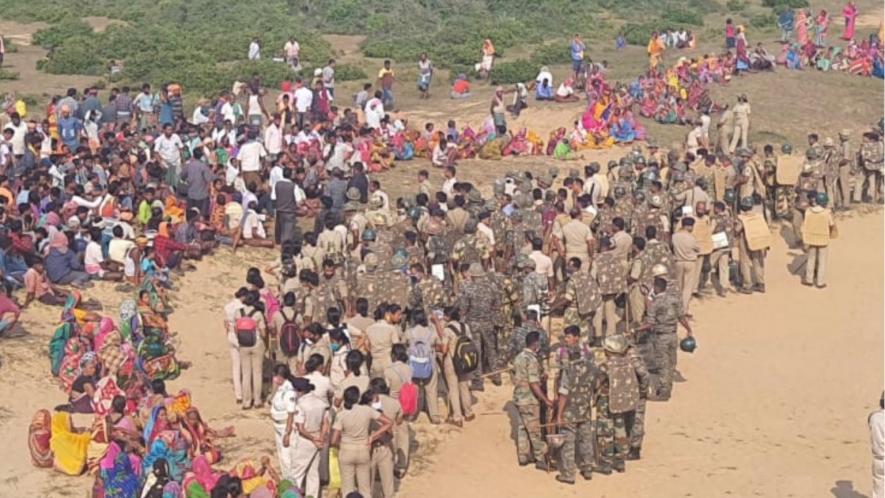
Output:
top-left (67, 352), bottom-right (100, 413)
top-left (610, 111), bottom-right (637, 143)
top-left (554, 78), bottom-right (580, 103)
top-left (450, 74), bottom-right (472, 99)
top-left (502, 129), bottom-right (530, 156)
top-left (180, 406), bottom-right (235, 464)
top-left (45, 232), bottom-right (91, 288)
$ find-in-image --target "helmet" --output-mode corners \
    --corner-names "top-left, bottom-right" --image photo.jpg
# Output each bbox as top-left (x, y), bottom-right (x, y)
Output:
top-left (723, 189), bottom-right (736, 204)
top-left (679, 336), bottom-right (697, 353)
top-left (361, 229), bottom-right (376, 241)
top-left (815, 191), bottom-right (829, 206)
top-left (739, 196), bottom-right (754, 210)
top-left (822, 137), bottom-right (835, 148)
top-left (651, 264), bottom-right (668, 277)
top-left (607, 160), bottom-right (618, 170)
top-left (346, 187), bottom-right (361, 201)
top-left (643, 170), bottom-right (658, 183)
top-left (634, 155), bottom-right (647, 165)
top-left (781, 143), bottom-right (792, 154)
top-left (408, 206), bottom-right (422, 221)
top-left (587, 161), bottom-right (600, 174)
top-left (613, 186), bottom-right (626, 198)
top-left (548, 166), bottom-right (560, 178)
top-left (672, 161), bottom-right (688, 173)
top-left (648, 194), bottom-right (663, 208)
top-left (463, 218), bottom-right (478, 233)
top-left (670, 170), bottom-right (685, 182)
top-left (467, 188), bottom-right (483, 203)
top-left (806, 148), bottom-right (818, 160)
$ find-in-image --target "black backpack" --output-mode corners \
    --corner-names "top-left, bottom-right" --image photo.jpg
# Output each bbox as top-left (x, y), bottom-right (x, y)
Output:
top-left (448, 322), bottom-right (479, 376)
top-left (278, 309), bottom-right (300, 356)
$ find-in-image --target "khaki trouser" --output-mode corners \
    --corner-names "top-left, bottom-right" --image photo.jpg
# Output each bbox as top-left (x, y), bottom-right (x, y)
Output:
top-left (837, 165), bottom-right (852, 208)
top-left (729, 119), bottom-right (749, 152)
top-left (738, 237), bottom-right (765, 289)
top-left (804, 245), bottom-right (828, 287)
top-left (340, 442), bottom-right (372, 497)
top-left (441, 355), bottom-right (473, 422)
top-left (719, 127), bottom-right (734, 153)
top-left (370, 443), bottom-right (396, 498)
top-left (674, 260), bottom-right (697, 313)
top-left (417, 361), bottom-right (440, 422)
top-left (370, 356), bottom-right (392, 379)
top-left (708, 248), bottom-right (730, 291)
top-left (591, 294), bottom-right (620, 339)
top-left (627, 285), bottom-right (646, 324)
top-left (229, 344), bottom-right (243, 401)
top-left (239, 342), bottom-right (265, 406)
top-left (393, 420), bottom-right (410, 472)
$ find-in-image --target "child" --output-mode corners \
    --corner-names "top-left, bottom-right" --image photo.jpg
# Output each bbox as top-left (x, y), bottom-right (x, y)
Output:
top-left (725, 18), bottom-right (736, 49)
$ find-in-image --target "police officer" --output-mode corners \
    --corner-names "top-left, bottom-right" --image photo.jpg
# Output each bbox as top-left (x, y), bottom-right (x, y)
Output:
top-left (512, 331), bottom-right (553, 468)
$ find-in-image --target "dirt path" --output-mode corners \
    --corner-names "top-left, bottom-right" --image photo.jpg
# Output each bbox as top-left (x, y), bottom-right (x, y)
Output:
top-left (399, 210), bottom-right (884, 498)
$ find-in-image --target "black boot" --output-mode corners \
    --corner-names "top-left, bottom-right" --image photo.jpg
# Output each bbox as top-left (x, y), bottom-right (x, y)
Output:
top-left (594, 462), bottom-right (613, 475)
top-left (626, 447), bottom-right (641, 461)
top-left (613, 460), bottom-right (626, 473)
top-left (580, 469), bottom-right (593, 480)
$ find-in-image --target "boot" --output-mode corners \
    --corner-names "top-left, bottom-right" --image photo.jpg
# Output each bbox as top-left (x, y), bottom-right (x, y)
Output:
top-left (626, 447), bottom-right (641, 461)
top-left (594, 462), bottom-right (613, 475)
top-left (555, 474), bottom-right (575, 485)
top-left (613, 460), bottom-right (626, 473)
top-left (580, 469), bottom-right (593, 481)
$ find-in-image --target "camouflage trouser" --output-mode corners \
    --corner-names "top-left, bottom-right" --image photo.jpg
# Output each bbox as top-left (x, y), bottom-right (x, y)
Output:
top-left (791, 207), bottom-right (805, 247)
top-left (563, 308), bottom-right (595, 340)
top-left (612, 411), bottom-right (629, 463)
top-left (595, 394), bottom-right (614, 464)
top-left (651, 332), bottom-right (677, 398)
top-left (515, 403), bottom-right (547, 462)
top-left (558, 421), bottom-right (594, 480)
top-left (469, 322), bottom-right (500, 380)
top-left (625, 398), bottom-right (646, 450)
top-left (774, 187), bottom-right (796, 220)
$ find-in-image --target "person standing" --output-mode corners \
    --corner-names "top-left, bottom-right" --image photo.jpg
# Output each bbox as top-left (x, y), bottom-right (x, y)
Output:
top-left (237, 291), bottom-right (267, 409)
top-left (671, 217), bottom-right (700, 315)
top-left (512, 331), bottom-right (552, 468)
top-left (457, 263), bottom-right (502, 388)
top-left (332, 386), bottom-right (392, 498)
top-left (729, 95), bottom-right (751, 153)
top-left (633, 276), bottom-right (692, 400)
top-left (269, 365), bottom-right (299, 481)
top-left (433, 308), bottom-right (475, 426)
top-left (735, 197), bottom-right (767, 293)
top-left (322, 59), bottom-right (336, 99)
top-left (842, 1), bottom-right (858, 40)
top-left (490, 86), bottom-right (507, 134)
top-left (570, 34), bottom-right (586, 77)
top-left (417, 53), bottom-right (433, 99)
top-left (717, 104), bottom-right (735, 155)
top-left (248, 37), bottom-right (261, 60)
top-left (554, 330), bottom-right (599, 484)
top-left (870, 392), bottom-right (884, 498)
top-left (181, 147), bottom-right (214, 217)
top-left (403, 310), bottom-right (441, 424)
top-left (290, 377), bottom-right (328, 498)
top-left (224, 288), bottom-right (248, 404)
top-left (274, 168), bottom-right (302, 246)
top-left (836, 129), bottom-right (854, 209)
top-left (154, 123), bottom-right (184, 190)
top-left (378, 60), bottom-right (396, 108)
top-left (284, 36), bottom-right (301, 69)
top-left (801, 192), bottom-right (836, 288)
top-left (602, 334), bottom-right (649, 471)
top-left (560, 208), bottom-right (594, 270)
top-left (860, 131), bottom-right (884, 204)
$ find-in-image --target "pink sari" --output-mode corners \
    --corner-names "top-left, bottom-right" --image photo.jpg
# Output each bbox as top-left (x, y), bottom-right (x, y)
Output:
top-left (842, 3), bottom-right (857, 40)
top-left (796, 10), bottom-right (809, 45)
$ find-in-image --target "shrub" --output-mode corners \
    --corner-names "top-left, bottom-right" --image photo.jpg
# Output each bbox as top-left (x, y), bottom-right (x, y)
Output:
top-left (0, 69), bottom-right (19, 80)
top-left (663, 9), bottom-right (704, 27)
top-left (32, 19), bottom-right (94, 49)
top-left (490, 60), bottom-right (536, 85)
top-left (762, 0), bottom-right (809, 8)
top-left (530, 42), bottom-right (572, 67)
top-left (334, 63), bottom-right (368, 82)
top-left (750, 13), bottom-right (777, 29)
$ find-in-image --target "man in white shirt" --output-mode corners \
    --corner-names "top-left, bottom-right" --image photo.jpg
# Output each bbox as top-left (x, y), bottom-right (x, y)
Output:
top-left (264, 113), bottom-right (283, 158)
top-left (293, 79), bottom-right (314, 129)
top-left (364, 91), bottom-right (385, 129)
top-left (528, 237), bottom-right (554, 290)
top-left (686, 120), bottom-right (705, 155)
top-left (871, 393), bottom-right (884, 498)
top-left (442, 166), bottom-right (457, 196)
top-left (3, 113), bottom-right (27, 156)
top-left (248, 38), bottom-right (261, 60)
top-left (236, 130), bottom-right (267, 187)
top-left (322, 59), bottom-right (336, 98)
top-left (153, 123), bottom-right (183, 172)
top-left (284, 37), bottom-right (300, 69)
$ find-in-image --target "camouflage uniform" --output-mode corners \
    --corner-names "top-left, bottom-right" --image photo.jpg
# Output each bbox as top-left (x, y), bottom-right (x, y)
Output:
top-left (557, 352), bottom-right (601, 481)
top-left (562, 271), bottom-right (602, 339)
top-left (512, 348), bottom-right (547, 463)
top-left (604, 345), bottom-right (650, 464)
top-left (508, 321), bottom-right (550, 363)
top-left (591, 251), bottom-right (627, 339)
top-left (411, 275), bottom-right (450, 315)
top-left (425, 232), bottom-right (453, 285)
top-left (487, 270), bottom-right (521, 347)
top-left (457, 274), bottom-right (502, 381)
top-left (377, 269), bottom-right (411, 310)
top-left (860, 140), bottom-right (884, 203)
top-left (317, 273), bottom-right (348, 315)
top-left (643, 290), bottom-right (682, 399)
top-left (354, 268), bottom-right (383, 313)
top-left (520, 271), bottom-right (549, 311)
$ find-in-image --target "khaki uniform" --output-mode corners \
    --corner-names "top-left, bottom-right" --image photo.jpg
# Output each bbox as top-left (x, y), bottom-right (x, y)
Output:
top-left (802, 206), bottom-right (835, 287)
top-left (729, 102), bottom-right (751, 152)
top-left (671, 229), bottom-right (700, 313)
top-left (561, 218), bottom-right (593, 270)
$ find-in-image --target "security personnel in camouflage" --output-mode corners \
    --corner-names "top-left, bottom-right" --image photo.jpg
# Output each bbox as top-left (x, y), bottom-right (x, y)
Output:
top-left (550, 257), bottom-right (602, 340)
top-left (317, 259), bottom-right (349, 315)
top-left (486, 265), bottom-right (522, 352)
top-left (602, 334), bottom-right (650, 469)
top-left (633, 276), bottom-right (692, 400)
top-left (450, 218), bottom-right (491, 290)
top-left (517, 256), bottom-right (548, 312)
top-left (407, 262), bottom-right (450, 315)
top-left (457, 262), bottom-right (503, 387)
top-left (860, 130), bottom-right (884, 203)
top-left (512, 331), bottom-right (553, 468)
top-left (554, 326), bottom-right (603, 484)
top-left (354, 253), bottom-right (384, 312)
top-left (376, 253), bottom-right (411, 310)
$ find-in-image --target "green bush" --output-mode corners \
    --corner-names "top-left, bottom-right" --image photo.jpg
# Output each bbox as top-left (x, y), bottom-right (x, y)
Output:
top-left (334, 63), bottom-right (368, 82)
top-left (32, 19), bottom-right (94, 49)
top-left (622, 23), bottom-right (656, 46)
top-left (663, 9), bottom-right (704, 27)
top-left (530, 42), bottom-right (572, 67)
top-left (749, 13), bottom-right (777, 29)
top-left (490, 60), bottom-right (536, 85)
top-left (39, 35), bottom-right (105, 75)
top-left (0, 69), bottom-right (19, 80)
top-left (762, 0), bottom-right (809, 8)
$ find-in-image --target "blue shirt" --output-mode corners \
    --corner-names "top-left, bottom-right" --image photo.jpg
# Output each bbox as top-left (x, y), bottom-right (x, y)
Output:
top-left (570, 40), bottom-right (585, 61)
top-left (58, 117), bottom-right (83, 150)
top-left (45, 248), bottom-right (82, 283)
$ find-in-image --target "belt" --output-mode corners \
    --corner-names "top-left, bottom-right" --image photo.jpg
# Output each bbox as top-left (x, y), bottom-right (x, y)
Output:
top-left (650, 330), bottom-right (677, 335)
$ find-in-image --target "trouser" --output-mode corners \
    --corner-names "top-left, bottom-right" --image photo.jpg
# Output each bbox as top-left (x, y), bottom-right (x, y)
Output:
top-left (295, 112), bottom-right (307, 129)
top-left (239, 342), bottom-right (265, 406)
top-left (416, 364), bottom-right (440, 422)
top-left (591, 295), bottom-right (619, 340)
top-left (627, 286), bottom-right (646, 324)
top-left (791, 207), bottom-right (805, 247)
top-left (729, 120), bottom-right (749, 152)
top-left (636, 340), bottom-right (658, 395)
top-left (229, 345), bottom-right (243, 401)
top-left (393, 420), bottom-right (410, 472)
top-left (596, 394), bottom-right (614, 464)
top-left (370, 357), bottom-right (392, 379)
top-left (674, 260), bottom-right (697, 313)
top-left (837, 165), bottom-right (852, 208)
top-left (625, 398), bottom-right (646, 450)
top-left (275, 211), bottom-right (300, 245)
top-left (339, 443), bottom-right (371, 497)
top-left (291, 436), bottom-right (321, 498)
top-left (470, 322), bottom-right (499, 381)
top-left (515, 404), bottom-right (546, 462)
top-left (804, 245), bottom-right (828, 286)
top-left (738, 238), bottom-right (765, 290)
top-left (187, 197), bottom-right (210, 218)
top-left (441, 355), bottom-right (473, 421)
top-left (558, 421), bottom-right (594, 480)
top-left (273, 421), bottom-right (295, 480)
top-left (873, 458), bottom-right (884, 498)
top-left (708, 249), bottom-right (731, 291)
top-left (651, 332), bottom-right (677, 398)
top-left (719, 128), bottom-right (733, 154)
top-left (865, 170), bottom-right (884, 202)
top-left (370, 443), bottom-right (395, 498)
top-left (612, 411), bottom-right (630, 463)
top-left (57, 270), bottom-right (91, 286)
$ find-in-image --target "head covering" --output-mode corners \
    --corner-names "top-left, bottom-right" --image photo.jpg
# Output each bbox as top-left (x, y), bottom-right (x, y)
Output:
top-left (50, 232), bottom-right (69, 253)
top-left (603, 334), bottom-right (629, 354)
top-left (468, 262), bottom-right (485, 277)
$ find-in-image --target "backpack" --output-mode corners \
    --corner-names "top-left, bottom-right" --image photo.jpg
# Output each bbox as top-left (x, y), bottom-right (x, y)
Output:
top-left (407, 329), bottom-right (434, 381)
top-left (278, 309), bottom-right (300, 357)
top-left (393, 367), bottom-right (418, 417)
top-left (448, 323), bottom-right (479, 376)
top-left (235, 308), bottom-right (260, 347)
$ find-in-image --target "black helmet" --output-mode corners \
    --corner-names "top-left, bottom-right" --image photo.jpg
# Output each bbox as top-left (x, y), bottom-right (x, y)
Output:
top-left (680, 336), bottom-right (697, 353)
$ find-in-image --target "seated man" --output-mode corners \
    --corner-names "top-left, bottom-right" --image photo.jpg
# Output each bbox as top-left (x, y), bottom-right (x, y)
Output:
top-left (84, 227), bottom-right (123, 281)
top-left (536, 78), bottom-right (554, 101)
top-left (232, 201), bottom-right (274, 251)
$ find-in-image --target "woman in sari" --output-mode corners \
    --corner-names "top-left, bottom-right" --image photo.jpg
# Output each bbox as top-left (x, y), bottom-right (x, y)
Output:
top-left (735, 27), bottom-right (751, 73)
top-left (181, 406), bottom-right (235, 464)
top-left (479, 39), bottom-right (495, 80)
top-left (502, 128), bottom-right (530, 156)
top-left (647, 32), bottom-right (665, 69)
top-left (842, 1), bottom-right (858, 40)
top-left (546, 127), bottom-right (567, 156)
top-left (796, 9), bottom-right (810, 46)
top-left (610, 110), bottom-right (636, 144)
top-left (50, 410), bottom-right (92, 475)
top-left (624, 110), bottom-right (646, 141)
top-left (97, 441), bottom-right (142, 498)
top-left (67, 352), bottom-right (99, 413)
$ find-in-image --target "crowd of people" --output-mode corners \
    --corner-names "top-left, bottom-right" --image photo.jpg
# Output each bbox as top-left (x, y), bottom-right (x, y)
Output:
top-left (2, 12), bottom-right (882, 498)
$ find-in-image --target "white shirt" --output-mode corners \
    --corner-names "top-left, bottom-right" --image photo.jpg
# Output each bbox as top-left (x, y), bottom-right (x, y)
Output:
top-left (324, 142), bottom-right (352, 172)
top-left (269, 381), bottom-right (297, 422)
top-left (284, 40), bottom-right (300, 58)
top-left (699, 114), bottom-right (711, 140)
top-left (236, 141), bottom-right (267, 172)
top-left (242, 209), bottom-right (266, 239)
top-left (529, 250), bottom-right (554, 278)
top-left (269, 165), bottom-right (284, 200)
top-left (191, 107), bottom-right (209, 125)
top-left (212, 127), bottom-right (236, 146)
top-left (364, 98), bottom-right (384, 129)
top-left (154, 134), bottom-right (183, 167)
top-left (871, 409), bottom-right (884, 460)
top-left (686, 126), bottom-right (704, 153)
top-left (3, 121), bottom-right (26, 155)
top-left (478, 221), bottom-right (495, 246)
top-left (84, 241), bottom-right (104, 266)
top-left (442, 177), bottom-right (457, 196)
top-left (248, 41), bottom-right (261, 60)
top-left (304, 371), bottom-right (332, 407)
top-left (264, 124), bottom-right (282, 154)
top-left (220, 102), bottom-right (235, 124)
top-left (294, 87), bottom-right (314, 113)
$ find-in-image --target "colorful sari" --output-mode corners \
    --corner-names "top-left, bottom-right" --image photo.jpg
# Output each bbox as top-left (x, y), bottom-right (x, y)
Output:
top-left (50, 411), bottom-right (92, 475)
top-left (143, 438), bottom-right (190, 482)
top-left (98, 442), bottom-right (142, 498)
top-left (796, 10), bottom-right (809, 45)
top-left (28, 409), bottom-right (53, 468)
top-left (842, 2), bottom-right (857, 40)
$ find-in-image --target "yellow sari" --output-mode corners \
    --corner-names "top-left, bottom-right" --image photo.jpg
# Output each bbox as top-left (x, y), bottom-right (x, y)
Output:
top-left (50, 412), bottom-right (92, 475)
